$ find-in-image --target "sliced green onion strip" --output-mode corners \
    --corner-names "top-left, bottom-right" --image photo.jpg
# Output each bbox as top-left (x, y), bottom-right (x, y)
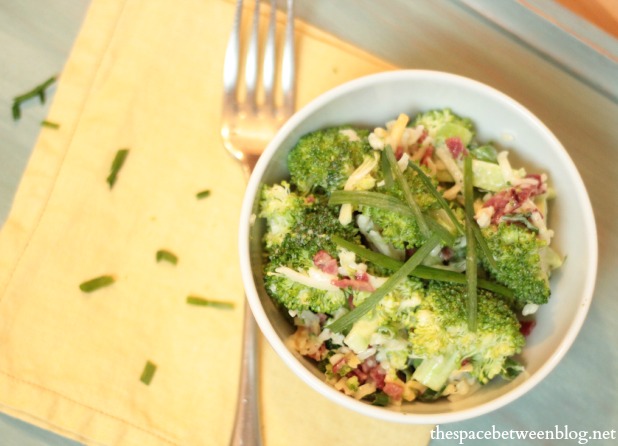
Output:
top-left (106, 148), bottom-right (130, 189)
top-left (186, 295), bottom-right (235, 309)
top-left (380, 151), bottom-right (394, 189)
top-left (140, 360), bottom-right (157, 385)
top-left (406, 157), bottom-right (497, 269)
top-left (12, 75), bottom-right (57, 120)
top-left (196, 189), bottom-right (211, 199)
top-left (41, 120), bottom-right (60, 129)
top-left (329, 190), bottom-right (409, 213)
top-left (464, 156), bottom-right (478, 331)
top-left (328, 233), bottom-right (442, 333)
top-left (469, 215), bottom-right (498, 272)
top-left (406, 160), bottom-right (465, 235)
top-left (384, 145), bottom-right (430, 238)
top-left (156, 249), bottom-right (178, 265)
top-left (424, 217), bottom-right (456, 247)
top-left (331, 235), bottom-right (513, 298)
top-left (79, 275), bottom-right (115, 293)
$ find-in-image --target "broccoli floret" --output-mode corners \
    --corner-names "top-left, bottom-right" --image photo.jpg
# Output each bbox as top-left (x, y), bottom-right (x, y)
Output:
top-left (358, 165), bottom-right (439, 250)
top-left (412, 108), bottom-right (475, 146)
top-left (266, 275), bottom-right (347, 315)
top-left (263, 194), bottom-right (359, 314)
top-left (410, 281), bottom-right (525, 391)
top-left (350, 276), bottom-right (424, 326)
top-left (259, 182), bottom-right (306, 248)
top-left (288, 126), bottom-right (374, 194)
top-left (481, 222), bottom-right (551, 307)
top-left (267, 195), bottom-right (358, 269)
top-left (344, 277), bottom-right (425, 369)
top-left (375, 277), bottom-right (425, 327)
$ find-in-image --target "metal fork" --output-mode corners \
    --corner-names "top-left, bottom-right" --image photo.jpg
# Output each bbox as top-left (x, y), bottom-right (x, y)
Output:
top-left (221, 1), bottom-right (295, 444)
top-left (222, 0), bottom-right (295, 177)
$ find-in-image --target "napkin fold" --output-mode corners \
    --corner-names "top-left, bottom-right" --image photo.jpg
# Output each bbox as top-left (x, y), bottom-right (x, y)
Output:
top-left (0, 0), bottom-right (433, 444)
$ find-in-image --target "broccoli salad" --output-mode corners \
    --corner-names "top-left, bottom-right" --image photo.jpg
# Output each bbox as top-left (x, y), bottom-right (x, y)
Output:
top-left (258, 109), bottom-right (563, 406)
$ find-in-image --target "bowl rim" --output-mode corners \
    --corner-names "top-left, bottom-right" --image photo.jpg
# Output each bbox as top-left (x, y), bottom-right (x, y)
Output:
top-left (238, 69), bottom-right (598, 423)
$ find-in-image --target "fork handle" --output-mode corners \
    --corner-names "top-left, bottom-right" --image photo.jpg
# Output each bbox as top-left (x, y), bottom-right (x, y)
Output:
top-left (229, 303), bottom-right (262, 446)
top-left (241, 153), bottom-right (261, 178)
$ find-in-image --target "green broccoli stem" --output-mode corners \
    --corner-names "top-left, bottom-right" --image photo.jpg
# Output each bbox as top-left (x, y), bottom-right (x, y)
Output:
top-left (464, 156), bottom-right (478, 332)
top-left (327, 233), bottom-right (442, 333)
top-left (384, 145), bottom-right (431, 238)
top-left (412, 350), bottom-right (461, 392)
top-left (331, 235), bottom-right (514, 298)
top-left (328, 190), bottom-right (455, 246)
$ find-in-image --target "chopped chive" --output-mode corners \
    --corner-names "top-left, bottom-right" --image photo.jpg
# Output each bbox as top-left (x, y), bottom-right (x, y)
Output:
top-left (79, 275), bottom-right (115, 292)
top-left (106, 148), bottom-right (130, 189)
top-left (140, 360), bottom-right (157, 385)
top-left (196, 189), bottom-right (211, 199)
top-left (41, 120), bottom-right (60, 129)
top-left (380, 152), bottom-right (394, 189)
top-left (11, 103), bottom-right (20, 121)
top-left (405, 158), bottom-right (497, 268)
top-left (424, 217), bottom-right (456, 247)
top-left (464, 156), bottom-right (478, 331)
top-left (331, 235), bottom-right (513, 297)
top-left (329, 190), bottom-right (411, 214)
top-left (186, 295), bottom-right (235, 309)
top-left (406, 160), bottom-right (465, 235)
top-left (469, 216), bottom-right (498, 271)
top-left (384, 146), bottom-right (430, 237)
top-left (156, 249), bottom-right (178, 265)
top-left (328, 233), bottom-right (442, 333)
top-left (369, 391), bottom-right (390, 406)
top-left (12, 75), bottom-right (58, 121)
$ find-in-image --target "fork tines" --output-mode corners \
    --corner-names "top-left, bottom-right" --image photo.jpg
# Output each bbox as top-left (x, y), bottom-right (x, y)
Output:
top-left (223, 0), bottom-right (295, 119)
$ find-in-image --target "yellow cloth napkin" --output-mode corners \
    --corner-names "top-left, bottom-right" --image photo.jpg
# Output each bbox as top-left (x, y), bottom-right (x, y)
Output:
top-left (0, 0), bottom-right (434, 444)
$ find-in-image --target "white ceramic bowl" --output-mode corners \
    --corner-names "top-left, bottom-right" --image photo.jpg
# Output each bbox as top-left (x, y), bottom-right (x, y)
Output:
top-left (238, 70), bottom-right (597, 423)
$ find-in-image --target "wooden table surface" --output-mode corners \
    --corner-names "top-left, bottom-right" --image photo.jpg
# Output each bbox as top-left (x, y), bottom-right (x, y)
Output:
top-left (557, 0), bottom-right (618, 38)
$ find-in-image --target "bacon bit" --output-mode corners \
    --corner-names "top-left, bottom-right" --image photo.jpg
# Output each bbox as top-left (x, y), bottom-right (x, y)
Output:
top-left (347, 294), bottom-right (356, 309)
top-left (383, 382), bottom-right (404, 400)
top-left (332, 278), bottom-right (375, 292)
top-left (440, 247), bottom-right (454, 262)
top-left (313, 250), bottom-right (338, 275)
top-left (305, 194), bottom-right (316, 204)
top-left (395, 145), bottom-right (404, 160)
top-left (519, 319), bottom-right (537, 337)
top-left (351, 368), bottom-right (368, 383)
top-left (360, 357), bottom-right (375, 373)
top-left (418, 128), bottom-right (428, 144)
top-left (405, 247), bottom-right (418, 260)
top-left (355, 271), bottom-right (370, 282)
top-left (483, 179), bottom-right (546, 224)
top-left (369, 365), bottom-right (387, 389)
top-left (445, 137), bottom-right (467, 159)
